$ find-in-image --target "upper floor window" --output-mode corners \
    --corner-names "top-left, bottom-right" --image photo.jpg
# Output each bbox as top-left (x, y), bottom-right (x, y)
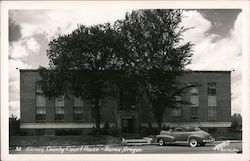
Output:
top-left (73, 96), bottom-right (83, 107)
top-left (190, 95), bottom-right (199, 107)
top-left (208, 83), bottom-right (216, 95)
top-left (55, 95), bottom-right (65, 107)
top-left (208, 95), bottom-right (217, 107)
top-left (190, 87), bottom-right (198, 95)
top-left (36, 95), bottom-right (46, 107)
top-left (189, 83), bottom-right (199, 95)
top-left (119, 89), bottom-right (136, 109)
top-left (36, 82), bottom-right (43, 93)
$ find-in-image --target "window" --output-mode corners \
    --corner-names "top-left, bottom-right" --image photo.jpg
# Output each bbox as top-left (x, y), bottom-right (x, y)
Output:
top-left (172, 108), bottom-right (181, 120)
top-left (189, 85), bottom-right (198, 95)
top-left (175, 96), bottom-right (182, 105)
top-left (208, 83), bottom-right (216, 95)
top-left (36, 129), bottom-right (45, 136)
top-left (190, 107), bottom-right (199, 119)
top-left (208, 107), bottom-right (216, 120)
top-left (55, 107), bottom-right (64, 121)
top-left (55, 96), bottom-right (64, 121)
top-left (36, 95), bottom-right (46, 107)
top-left (36, 95), bottom-right (46, 122)
top-left (36, 107), bottom-right (46, 121)
top-left (74, 96), bottom-right (83, 107)
top-left (208, 96), bottom-right (217, 107)
top-left (172, 109), bottom-right (181, 116)
top-left (36, 82), bottom-right (43, 93)
top-left (119, 89), bottom-right (136, 109)
top-left (190, 95), bottom-right (199, 107)
top-left (73, 97), bottom-right (83, 122)
top-left (55, 95), bottom-right (64, 107)
top-left (73, 107), bottom-right (83, 122)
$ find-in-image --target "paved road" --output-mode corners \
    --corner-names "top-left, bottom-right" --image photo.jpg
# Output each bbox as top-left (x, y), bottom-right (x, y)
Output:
top-left (10, 141), bottom-right (242, 154)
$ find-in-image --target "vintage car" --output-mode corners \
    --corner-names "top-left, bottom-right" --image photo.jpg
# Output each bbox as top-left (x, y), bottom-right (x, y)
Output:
top-left (154, 127), bottom-right (214, 147)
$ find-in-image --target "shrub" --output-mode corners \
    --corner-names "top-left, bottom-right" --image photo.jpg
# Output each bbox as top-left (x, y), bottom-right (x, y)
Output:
top-left (108, 127), bottom-right (120, 136)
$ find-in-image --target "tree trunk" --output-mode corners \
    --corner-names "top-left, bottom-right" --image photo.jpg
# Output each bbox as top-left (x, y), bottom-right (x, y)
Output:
top-left (94, 99), bottom-right (101, 130)
top-left (157, 121), bottom-right (162, 130)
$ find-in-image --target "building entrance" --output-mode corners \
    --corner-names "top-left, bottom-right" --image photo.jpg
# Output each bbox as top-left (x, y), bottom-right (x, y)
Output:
top-left (121, 118), bottom-right (135, 133)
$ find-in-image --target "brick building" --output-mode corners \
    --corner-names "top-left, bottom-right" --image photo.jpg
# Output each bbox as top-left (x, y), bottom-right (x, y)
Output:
top-left (19, 70), bottom-right (231, 135)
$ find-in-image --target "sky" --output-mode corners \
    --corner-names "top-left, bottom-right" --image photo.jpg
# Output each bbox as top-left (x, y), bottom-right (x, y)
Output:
top-left (8, 9), bottom-right (242, 118)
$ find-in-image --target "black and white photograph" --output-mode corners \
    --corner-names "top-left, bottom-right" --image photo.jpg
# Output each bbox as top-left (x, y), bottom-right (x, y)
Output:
top-left (1, 1), bottom-right (250, 161)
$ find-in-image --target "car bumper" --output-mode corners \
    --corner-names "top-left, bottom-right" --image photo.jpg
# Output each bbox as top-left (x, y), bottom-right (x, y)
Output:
top-left (203, 138), bottom-right (215, 143)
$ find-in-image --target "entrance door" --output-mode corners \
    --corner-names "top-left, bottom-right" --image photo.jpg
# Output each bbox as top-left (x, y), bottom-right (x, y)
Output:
top-left (121, 118), bottom-right (135, 133)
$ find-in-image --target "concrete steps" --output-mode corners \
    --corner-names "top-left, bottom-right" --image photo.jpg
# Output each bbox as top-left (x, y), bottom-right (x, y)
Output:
top-left (122, 137), bottom-right (153, 145)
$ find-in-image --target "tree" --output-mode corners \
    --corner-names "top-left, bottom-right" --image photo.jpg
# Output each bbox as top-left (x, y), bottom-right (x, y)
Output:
top-left (9, 114), bottom-right (20, 136)
top-left (39, 24), bottom-right (125, 130)
top-left (39, 9), bottom-right (193, 131)
top-left (115, 9), bottom-right (193, 129)
top-left (231, 113), bottom-right (242, 131)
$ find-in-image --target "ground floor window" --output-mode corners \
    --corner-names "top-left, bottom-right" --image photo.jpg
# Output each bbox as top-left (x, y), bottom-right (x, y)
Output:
top-left (208, 107), bottom-right (217, 120)
top-left (36, 107), bottom-right (46, 122)
top-left (73, 107), bottom-right (83, 122)
top-left (190, 107), bottom-right (199, 119)
top-left (172, 108), bottom-right (181, 120)
top-left (36, 129), bottom-right (45, 136)
top-left (55, 107), bottom-right (64, 121)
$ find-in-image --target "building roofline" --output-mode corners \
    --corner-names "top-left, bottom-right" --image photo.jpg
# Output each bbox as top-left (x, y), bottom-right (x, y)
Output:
top-left (19, 69), bottom-right (232, 73)
top-left (189, 70), bottom-right (231, 73)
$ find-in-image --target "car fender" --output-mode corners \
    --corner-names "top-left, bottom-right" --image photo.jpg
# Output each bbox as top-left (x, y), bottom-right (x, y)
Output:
top-left (155, 135), bottom-right (175, 142)
top-left (188, 135), bottom-right (204, 143)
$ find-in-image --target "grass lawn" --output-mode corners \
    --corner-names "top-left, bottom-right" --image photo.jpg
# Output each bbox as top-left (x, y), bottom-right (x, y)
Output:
top-left (9, 135), bottom-right (122, 147)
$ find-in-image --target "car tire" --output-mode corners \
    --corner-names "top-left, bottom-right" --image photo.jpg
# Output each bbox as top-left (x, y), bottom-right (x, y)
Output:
top-left (158, 139), bottom-right (165, 146)
top-left (189, 138), bottom-right (198, 147)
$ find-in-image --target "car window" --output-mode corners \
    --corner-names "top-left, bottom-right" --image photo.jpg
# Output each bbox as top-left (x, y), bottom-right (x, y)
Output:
top-left (175, 128), bottom-right (183, 132)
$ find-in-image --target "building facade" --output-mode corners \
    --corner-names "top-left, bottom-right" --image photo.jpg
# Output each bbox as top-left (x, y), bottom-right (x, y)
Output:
top-left (19, 70), bottom-right (231, 135)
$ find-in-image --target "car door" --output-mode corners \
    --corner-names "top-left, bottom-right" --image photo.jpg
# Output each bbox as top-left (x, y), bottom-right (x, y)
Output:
top-left (171, 128), bottom-right (185, 141)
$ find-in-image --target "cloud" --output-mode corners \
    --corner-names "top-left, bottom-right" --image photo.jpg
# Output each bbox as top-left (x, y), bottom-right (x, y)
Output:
top-left (26, 37), bottom-right (40, 53)
top-left (9, 15), bottom-right (22, 43)
top-left (16, 9), bottom-right (129, 41)
top-left (182, 10), bottom-right (213, 44)
top-left (182, 11), bottom-right (242, 114)
top-left (9, 37), bottom-right (40, 59)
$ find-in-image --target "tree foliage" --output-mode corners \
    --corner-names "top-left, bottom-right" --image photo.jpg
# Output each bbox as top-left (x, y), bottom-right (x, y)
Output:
top-left (39, 24), bottom-right (125, 129)
top-left (39, 9), bottom-right (193, 130)
top-left (115, 9), bottom-right (193, 128)
top-left (231, 113), bottom-right (242, 131)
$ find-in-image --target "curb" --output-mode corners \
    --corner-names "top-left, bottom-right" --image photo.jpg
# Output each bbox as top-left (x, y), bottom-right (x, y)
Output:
top-left (214, 140), bottom-right (242, 143)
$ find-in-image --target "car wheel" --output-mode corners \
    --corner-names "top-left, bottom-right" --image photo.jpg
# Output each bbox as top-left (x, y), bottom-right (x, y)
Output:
top-left (189, 138), bottom-right (198, 147)
top-left (158, 139), bottom-right (165, 146)
top-left (200, 143), bottom-right (206, 146)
